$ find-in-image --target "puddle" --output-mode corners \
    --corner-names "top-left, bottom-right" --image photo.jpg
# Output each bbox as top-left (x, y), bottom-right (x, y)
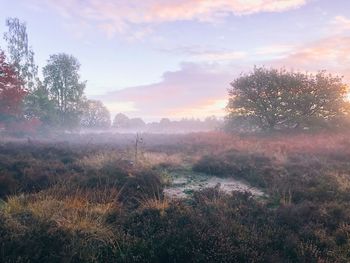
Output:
top-left (164, 171), bottom-right (265, 199)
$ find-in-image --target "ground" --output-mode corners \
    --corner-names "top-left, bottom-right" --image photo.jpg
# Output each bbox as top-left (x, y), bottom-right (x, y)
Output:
top-left (1, 131), bottom-right (350, 262)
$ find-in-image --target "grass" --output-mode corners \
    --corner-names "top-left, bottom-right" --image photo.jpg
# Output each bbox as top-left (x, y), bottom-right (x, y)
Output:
top-left (138, 195), bottom-right (170, 215)
top-left (1, 188), bottom-right (120, 262)
top-left (1, 131), bottom-right (350, 262)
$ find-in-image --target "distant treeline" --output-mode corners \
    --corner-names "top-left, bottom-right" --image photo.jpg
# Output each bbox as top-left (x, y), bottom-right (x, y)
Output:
top-left (108, 113), bottom-right (222, 133)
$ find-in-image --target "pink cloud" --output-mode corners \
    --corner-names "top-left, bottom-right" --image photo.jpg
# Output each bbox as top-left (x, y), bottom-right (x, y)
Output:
top-left (39, 0), bottom-right (309, 37)
top-left (271, 36), bottom-right (350, 81)
top-left (95, 63), bottom-right (237, 120)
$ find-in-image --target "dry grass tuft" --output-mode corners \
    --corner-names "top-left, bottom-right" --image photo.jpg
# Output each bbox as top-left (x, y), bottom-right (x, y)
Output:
top-left (141, 152), bottom-right (184, 167)
top-left (139, 196), bottom-right (170, 214)
top-left (78, 150), bottom-right (124, 169)
top-left (2, 188), bottom-right (120, 249)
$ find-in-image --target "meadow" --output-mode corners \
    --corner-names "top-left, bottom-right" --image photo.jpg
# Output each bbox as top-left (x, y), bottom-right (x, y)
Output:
top-left (1, 131), bottom-right (350, 262)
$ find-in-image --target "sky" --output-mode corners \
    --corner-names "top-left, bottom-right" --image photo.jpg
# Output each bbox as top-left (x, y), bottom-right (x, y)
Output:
top-left (0, 0), bottom-right (350, 121)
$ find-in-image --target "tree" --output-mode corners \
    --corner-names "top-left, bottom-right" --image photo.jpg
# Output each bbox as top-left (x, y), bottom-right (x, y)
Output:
top-left (159, 118), bottom-right (171, 126)
top-left (227, 67), bottom-right (350, 130)
top-left (113, 113), bottom-right (130, 128)
top-left (129, 118), bottom-right (146, 129)
top-left (24, 81), bottom-right (58, 129)
top-left (43, 53), bottom-right (86, 129)
top-left (3, 17), bottom-right (53, 129)
top-left (81, 100), bottom-right (111, 128)
top-left (204, 115), bottom-right (221, 129)
top-left (0, 50), bottom-right (26, 126)
top-left (4, 18), bottom-right (38, 90)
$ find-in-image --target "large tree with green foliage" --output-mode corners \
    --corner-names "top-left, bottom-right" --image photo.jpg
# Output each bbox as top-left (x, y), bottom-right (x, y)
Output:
top-left (227, 67), bottom-right (350, 130)
top-left (3, 18), bottom-right (38, 90)
top-left (43, 53), bottom-right (86, 129)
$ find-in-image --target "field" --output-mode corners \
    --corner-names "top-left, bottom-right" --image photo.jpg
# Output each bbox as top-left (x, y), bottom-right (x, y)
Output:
top-left (1, 131), bottom-right (350, 262)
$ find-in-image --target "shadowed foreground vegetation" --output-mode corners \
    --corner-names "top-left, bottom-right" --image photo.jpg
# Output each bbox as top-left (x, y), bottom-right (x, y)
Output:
top-left (1, 131), bottom-right (350, 262)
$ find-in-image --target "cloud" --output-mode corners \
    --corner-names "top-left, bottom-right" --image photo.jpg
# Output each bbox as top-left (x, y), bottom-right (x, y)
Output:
top-left (103, 101), bottom-right (139, 113)
top-left (159, 45), bottom-right (247, 62)
top-left (330, 15), bottom-right (350, 34)
top-left (95, 63), bottom-right (237, 120)
top-left (193, 51), bottom-right (246, 61)
top-left (166, 99), bottom-right (228, 118)
top-left (38, 0), bottom-right (309, 37)
top-left (254, 44), bottom-right (296, 59)
top-left (95, 31), bottom-right (350, 121)
top-left (271, 36), bottom-right (350, 80)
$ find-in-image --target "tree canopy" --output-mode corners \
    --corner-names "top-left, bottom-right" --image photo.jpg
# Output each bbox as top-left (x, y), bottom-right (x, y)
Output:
top-left (1, 17), bottom-right (114, 135)
top-left (43, 53), bottom-right (86, 129)
top-left (0, 50), bottom-right (26, 125)
top-left (4, 18), bottom-right (38, 90)
top-left (227, 67), bottom-right (350, 131)
top-left (113, 113), bottom-right (131, 128)
top-left (81, 100), bottom-right (111, 128)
